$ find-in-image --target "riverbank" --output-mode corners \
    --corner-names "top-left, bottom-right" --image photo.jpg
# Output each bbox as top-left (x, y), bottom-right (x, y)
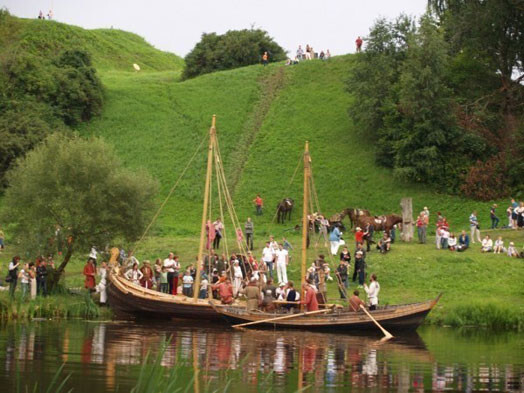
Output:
top-left (1, 228), bottom-right (523, 329)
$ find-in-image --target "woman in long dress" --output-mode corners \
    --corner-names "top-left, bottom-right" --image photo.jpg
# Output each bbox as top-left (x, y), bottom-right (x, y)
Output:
top-left (29, 262), bottom-right (37, 299)
top-left (125, 263), bottom-right (143, 285)
top-left (96, 262), bottom-right (108, 305)
top-left (232, 260), bottom-right (243, 297)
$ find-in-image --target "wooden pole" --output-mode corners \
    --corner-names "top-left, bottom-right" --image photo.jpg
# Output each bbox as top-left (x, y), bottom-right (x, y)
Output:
top-left (300, 141), bottom-right (310, 311)
top-left (400, 197), bottom-right (414, 242)
top-left (359, 304), bottom-right (394, 340)
top-left (193, 115), bottom-right (216, 301)
top-left (232, 308), bottom-right (330, 328)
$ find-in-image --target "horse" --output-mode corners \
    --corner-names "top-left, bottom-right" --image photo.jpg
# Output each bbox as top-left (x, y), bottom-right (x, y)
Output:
top-left (355, 214), bottom-right (403, 235)
top-left (277, 198), bottom-right (294, 224)
top-left (329, 208), bottom-right (371, 230)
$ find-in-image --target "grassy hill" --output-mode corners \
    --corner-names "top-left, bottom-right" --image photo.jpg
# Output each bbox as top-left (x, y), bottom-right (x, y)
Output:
top-left (0, 16), bottom-right (522, 328)
top-left (0, 13), bottom-right (183, 72)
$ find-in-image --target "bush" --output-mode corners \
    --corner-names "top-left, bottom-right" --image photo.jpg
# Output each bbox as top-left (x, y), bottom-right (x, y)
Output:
top-left (183, 28), bottom-right (286, 79)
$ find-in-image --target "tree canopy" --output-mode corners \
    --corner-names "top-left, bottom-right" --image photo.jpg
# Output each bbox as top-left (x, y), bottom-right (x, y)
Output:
top-left (182, 28), bottom-right (287, 79)
top-left (1, 134), bottom-right (157, 279)
top-left (348, 3), bottom-right (523, 199)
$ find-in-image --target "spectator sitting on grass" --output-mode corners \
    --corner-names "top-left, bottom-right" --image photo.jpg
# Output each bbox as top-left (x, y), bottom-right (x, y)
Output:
top-left (448, 233), bottom-right (457, 251)
top-left (481, 235), bottom-right (493, 253)
top-left (507, 242), bottom-right (518, 257)
top-left (457, 230), bottom-right (470, 252)
top-left (493, 236), bottom-right (505, 254)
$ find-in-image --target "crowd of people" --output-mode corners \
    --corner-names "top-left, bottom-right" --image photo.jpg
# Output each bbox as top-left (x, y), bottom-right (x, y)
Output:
top-left (2, 196), bottom-right (523, 306)
top-left (37, 10), bottom-right (53, 20)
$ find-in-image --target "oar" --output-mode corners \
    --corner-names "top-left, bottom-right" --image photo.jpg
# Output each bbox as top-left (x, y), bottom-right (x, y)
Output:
top-left (232, 308), bottom-right (332, 329)
top-left (359, 304), bottom-right (393, 340)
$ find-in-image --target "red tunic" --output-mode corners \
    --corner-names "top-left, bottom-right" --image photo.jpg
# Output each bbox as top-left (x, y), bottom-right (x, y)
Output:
top-left (215, 282), bottom-right (234, 304)
top-left (355, 231), bottom-right (364, 244)
top-left (301, 287), bottom-right (319, 311)
top-left (83, 263), bottom-right (96, 289)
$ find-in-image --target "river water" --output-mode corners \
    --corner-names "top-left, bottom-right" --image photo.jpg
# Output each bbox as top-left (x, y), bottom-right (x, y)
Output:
top-left (0, 320), bottom-right (522, 392)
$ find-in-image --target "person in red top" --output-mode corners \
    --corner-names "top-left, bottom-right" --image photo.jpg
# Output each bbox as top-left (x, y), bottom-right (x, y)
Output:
top-left (83, 258), bottom-right (96, 291)
top-left (253, 194), bottom-right (263, 215)
top-left (349, 289), bottom-right (366, 312)
top-left (212, 278), bottom-right (234, 304)
top-left (355, 36), bottom-right (363, 52)
top-left (301, 281), bottom-right (319, 311)
top-left (355, 227), bottom-right (364, 247)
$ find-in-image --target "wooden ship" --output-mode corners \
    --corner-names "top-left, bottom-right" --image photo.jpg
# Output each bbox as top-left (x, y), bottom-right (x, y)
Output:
top-left (211, 141), bottom-right (441, 332)
top-left (107, 115), bottom-right (244, 320)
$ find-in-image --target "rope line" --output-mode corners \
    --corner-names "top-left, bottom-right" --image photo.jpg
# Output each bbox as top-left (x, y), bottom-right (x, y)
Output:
top-left (130, 134), bottom-right (207, 256)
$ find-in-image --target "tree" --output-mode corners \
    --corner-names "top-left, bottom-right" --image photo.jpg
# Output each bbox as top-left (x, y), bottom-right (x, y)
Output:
top-left (183, 29), bottom-right (287, 79)
top-left (1, 134), bottom-right (158, 289)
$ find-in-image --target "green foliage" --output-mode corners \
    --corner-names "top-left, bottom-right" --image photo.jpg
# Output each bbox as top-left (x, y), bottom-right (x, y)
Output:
top-left (183, 29), bottom-right (286, 79)
top-left (0, 133), bottom-right (158, 257)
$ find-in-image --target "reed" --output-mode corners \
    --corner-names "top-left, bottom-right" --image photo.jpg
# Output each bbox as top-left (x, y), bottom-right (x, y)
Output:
top-left (0, 291), bottom-right (112, 321)
top-left (14, 363), bottom-right (72, 393)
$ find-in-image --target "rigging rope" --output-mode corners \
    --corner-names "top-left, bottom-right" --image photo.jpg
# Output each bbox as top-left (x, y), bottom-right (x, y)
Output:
top-left (130, 133), bottom-right (207, 256)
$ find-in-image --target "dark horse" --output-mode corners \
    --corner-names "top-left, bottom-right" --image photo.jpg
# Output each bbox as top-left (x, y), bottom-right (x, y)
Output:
top-left (355, 214), bottom-right (403, 234)
top-left (329, 208), bottom-right (371, 229)
top-left (277, 198), bottom-right (294, 223)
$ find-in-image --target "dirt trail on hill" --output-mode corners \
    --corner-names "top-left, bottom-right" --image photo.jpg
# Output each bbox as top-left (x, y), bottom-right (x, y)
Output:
top-left (226, 66), bottom-right (287, 195)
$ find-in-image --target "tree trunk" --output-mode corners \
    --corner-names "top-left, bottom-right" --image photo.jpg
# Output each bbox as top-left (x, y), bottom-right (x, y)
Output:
top-left (48, 241), bottom-right (74, 291)
top-left (400, 198), bottom-right (414, 242)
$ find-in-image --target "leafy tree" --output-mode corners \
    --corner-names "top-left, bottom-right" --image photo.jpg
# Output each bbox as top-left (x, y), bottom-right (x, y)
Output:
top-left (1, 134), bottom-right (158, 288)
top-left (183, 29), bottom-right (286, 79)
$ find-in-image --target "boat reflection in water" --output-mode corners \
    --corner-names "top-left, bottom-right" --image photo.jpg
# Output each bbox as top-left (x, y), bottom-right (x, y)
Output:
top-left (1, 320), bottom-right (523, 392)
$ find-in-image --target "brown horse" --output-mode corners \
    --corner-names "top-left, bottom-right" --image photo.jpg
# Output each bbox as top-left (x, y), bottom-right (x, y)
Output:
top-left (329, 208), bottom-right (371, 229)
top-left (277, 198), bottom-right (294, 223)
top-left (355, 214), bottom-right (403, 234)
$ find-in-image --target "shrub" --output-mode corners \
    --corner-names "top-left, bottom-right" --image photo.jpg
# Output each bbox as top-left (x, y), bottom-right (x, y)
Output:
top-left (183, 28), bottom-right (286, 79)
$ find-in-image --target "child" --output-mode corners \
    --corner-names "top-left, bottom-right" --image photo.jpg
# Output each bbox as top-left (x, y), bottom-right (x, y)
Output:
top-left (182, 271), bottom-right (194, 297)
top-left (493, 236), bottom-right (505, 254)
top-left (159, 266), bottom-right (168, 293)
top-left (507, 242), bottom-right (518, 257)
top-left (481, 235), bottom-right (493, 253)
top-left (448, 233), bottom-right (457, 251)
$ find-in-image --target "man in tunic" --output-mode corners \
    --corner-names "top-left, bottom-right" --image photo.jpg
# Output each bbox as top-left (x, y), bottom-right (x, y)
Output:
top-left (212, 278), bottom-right (234, 304)
top-left (245, 217), bottom-right (254, 251)
top-left (83, 258), bottom-right (96, 292)
top-left (349, 290), bottom-right (366, 312)
top-left (242, 278), bottom-right (261, 311)
top-left (275, 243), bottom-right (289, 285)
top-left (301, 281), bottom-right (319, 311)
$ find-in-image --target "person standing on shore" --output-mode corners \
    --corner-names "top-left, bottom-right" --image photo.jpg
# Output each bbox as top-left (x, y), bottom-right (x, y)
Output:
top-left (364, 274), bottom-right (380, 311)
top-left (83, 258), bottom-right (96, 292)
top-left (336, 259), bottom-right (349, 299)
top-left (469, 211), bottom-right (482, 243)
top-left (0, 227), bottom-right (5, 251)
top-left (8, 256), bottom-right (20, 298)
top-left (275, 243), bottom-right (289, 285)
top-left (245, 217), bottom-right (254, 251)
top-left (262, 241), bottom-right (275, 279)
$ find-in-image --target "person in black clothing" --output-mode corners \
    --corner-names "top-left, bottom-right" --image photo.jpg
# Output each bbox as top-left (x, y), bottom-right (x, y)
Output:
top-left (490, 204), bottom-right (499, 229)
top-left (352, 244), bottom-right (366, 282)
top-left (339, 247), bottom-right (351, 264)
top-left (354, 251), bottom-right (366, 287)
top-left (285, 281), bottom-right (298, 312)
top-left (363, 223), bottom-right (375, 252)
top-left (36, 260), bottom-right (48, 296)
top-left (336, 260), bottom-right (349, 299)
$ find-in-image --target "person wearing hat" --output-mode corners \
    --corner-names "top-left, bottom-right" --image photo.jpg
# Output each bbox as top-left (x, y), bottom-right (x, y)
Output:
top-left (355, 227), bottom-right (364, 248)
top-left (490, 204), bottom-right (499, 229)
top-left (507, 242), bottom-right (518, 257)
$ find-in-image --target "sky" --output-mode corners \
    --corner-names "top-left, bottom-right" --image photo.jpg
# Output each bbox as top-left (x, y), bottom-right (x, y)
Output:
top-left (2, 0), bottom-right (427, 57)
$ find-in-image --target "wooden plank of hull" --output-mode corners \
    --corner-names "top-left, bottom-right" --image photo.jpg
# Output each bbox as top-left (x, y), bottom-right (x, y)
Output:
top-left (215, 295), bottom-right (441, 332)
top-left (107, 271), bottom-right (232, 321)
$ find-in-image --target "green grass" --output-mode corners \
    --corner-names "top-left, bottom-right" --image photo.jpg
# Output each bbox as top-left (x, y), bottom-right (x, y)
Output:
top-left (1, 18), bottom-right (523, 329)
top-left (0, 14), bottom-right (183, 72)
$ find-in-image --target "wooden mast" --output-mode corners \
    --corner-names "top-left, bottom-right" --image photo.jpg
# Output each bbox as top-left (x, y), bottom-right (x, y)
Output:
top-left (300, 141), bottom-right (310, 309)
top-left (194, 115), bottom-right (216, 301)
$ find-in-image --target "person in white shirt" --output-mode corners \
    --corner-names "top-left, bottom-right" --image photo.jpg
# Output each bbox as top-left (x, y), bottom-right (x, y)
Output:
top-left (507, 242), bottom-right (518, 257)
top-left (96, 261), bottom-right (108, 304)
top-left (182, 271), bottom-right (194, 297)
top-left (440, 228), bottom-right (450, 249)
top-left (18, 263), bottom-right (30, 299)
top-left (269, 236), bottom-right (279, 252)
top-left (275, 283), bottom-right (286, 300)
top-left (275, 244), bottom-right (289, 285)
top-left (124, 263), bottom-right (143, 285)
top-left (232, 261), bottom-right (243, 296)
top-left (493, 236), bottom-right (505, 254)
top-left (163, 253), bottom-right (179, 295)
top-left (261, 242), bottom-right (275, 279)
top-left (481, 235), bottom-right (493, 253)
top-left (447, 233), bottom-right (457, 251)
top-left (363, 274), bottom-right (380, 311)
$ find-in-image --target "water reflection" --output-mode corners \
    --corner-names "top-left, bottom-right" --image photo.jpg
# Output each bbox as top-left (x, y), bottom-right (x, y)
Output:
top-left (0, 321), bottom-right (522, 392)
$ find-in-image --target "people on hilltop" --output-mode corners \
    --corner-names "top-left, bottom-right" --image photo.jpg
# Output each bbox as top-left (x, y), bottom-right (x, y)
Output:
top-left (355, 36), bottom-right (363, 52)
top-left (261, 51), bottom-right (269, 66)
top-left (253, 194), bottom-right (263, 215)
